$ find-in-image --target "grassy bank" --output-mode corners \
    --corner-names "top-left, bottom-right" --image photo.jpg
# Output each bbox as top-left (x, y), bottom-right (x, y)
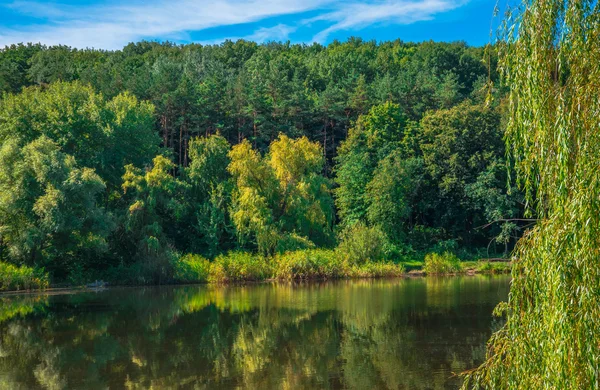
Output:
top-left (0, 262), bottom-right (49, 291)
top-left (0, 251), bottom-right (511, 292)
top-left (172, 249), bottom-right (406, 284)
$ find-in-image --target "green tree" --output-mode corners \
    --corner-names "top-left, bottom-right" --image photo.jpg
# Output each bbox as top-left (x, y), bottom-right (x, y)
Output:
top-left (419, 102), bottom-right (505, 245)
top-left (228, 135), bottom-right (334, 254)
top-left (0, 81), bottom-right (158, 190)
top-left (367, 153), bottom-right (423, 243)
top-left (0, 136), bottom-right (110, 279)
top-left (122, 156), bottom-right (181, 254)
top-left (184, 134), bottom-right (233, 257)
top-left (334, 102), bottom-right (411, 228)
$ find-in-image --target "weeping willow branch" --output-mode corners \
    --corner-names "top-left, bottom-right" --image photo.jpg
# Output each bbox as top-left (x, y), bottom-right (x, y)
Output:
top-left (462, 1), bottom-right (600, 389)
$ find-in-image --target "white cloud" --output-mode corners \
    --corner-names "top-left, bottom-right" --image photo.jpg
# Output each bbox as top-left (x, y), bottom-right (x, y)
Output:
top-left (310, 0), bottom-right (467, 43)
top-left (199, 24), bottom-right (297, 46)
top-left (0, 0), bottom-right (468, 49)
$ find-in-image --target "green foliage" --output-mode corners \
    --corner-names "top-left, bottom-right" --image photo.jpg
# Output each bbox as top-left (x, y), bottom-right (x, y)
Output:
top-left (183, 134), bottom-right (234, 257)
top-left (0, 39), bottom-right (519, 285)
top-left (102, 249), bottom-right (180, 286)
top-left (173, 254), bottom-right (211, 283)
top-left (366, 154), bottom-right (422, 242)
top-left (419, 102), bottom-right (512, 243)
top-left (0, 43), bottom-right (43, 93)
top-left (228, 135), bottom-right (334, 254)
top-left (422, 252), bottom-right (462, 275)
top-left (475, 261), bottom-right (510, 275)
top-left (0, 136), bottom-right (111, 278)
top-left (347, 261), bottom-right (405, 278)
top-left (463, 1), bottom-right (600, 388)
top-left (209, 252), bottom-right (272, 283)
top-left (186, 134), bottom-right (231, 194)
top-left (336, 223), bottom-right (389, 266)
top-left (274, 249), bottom-right (343, 280)
top-left (334, 102), bottom-right (412, 227)
top-left (122, 155), bottom-right (182, 256)
top-left (0, 81), bottom-right (158, 189)
top-left (0, 262), bottom-right (49, 291)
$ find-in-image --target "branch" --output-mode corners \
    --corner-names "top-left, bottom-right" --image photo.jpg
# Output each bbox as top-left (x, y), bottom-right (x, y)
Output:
top-left (476, 218), bottom-right (538, 230)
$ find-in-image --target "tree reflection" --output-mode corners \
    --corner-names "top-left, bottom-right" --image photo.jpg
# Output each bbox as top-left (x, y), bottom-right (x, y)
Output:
top-left (0, 276), bottom-right (509, 389)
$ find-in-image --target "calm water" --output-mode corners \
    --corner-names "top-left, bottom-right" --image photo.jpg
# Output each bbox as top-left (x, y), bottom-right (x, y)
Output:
top-left (0, 275), bottom-right (509, 390)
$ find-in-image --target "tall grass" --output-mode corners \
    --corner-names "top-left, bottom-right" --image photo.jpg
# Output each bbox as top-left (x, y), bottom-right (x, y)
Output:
top-left (422, 252), bottom-right (462, 274)
top-left (173, 254), bottom-right (211, 283)
top-left (0, 262), bottom-right (49, 291)
top-left (208, 252), bottom-right (272, 283)
top-left (274, 249), bottom-right (343, 280)
top-left (347, 261), bottom-right (405, 278)
top-left (273, 249), bottom-right (405, 280)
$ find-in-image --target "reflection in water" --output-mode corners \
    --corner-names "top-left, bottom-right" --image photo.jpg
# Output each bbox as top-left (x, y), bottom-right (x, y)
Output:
top-left (0, 276), bottom-right (509, 389)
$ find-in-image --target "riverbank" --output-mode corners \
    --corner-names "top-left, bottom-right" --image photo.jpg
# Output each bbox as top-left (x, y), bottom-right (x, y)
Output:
top-left (0, 253), bottom-right (511, 294)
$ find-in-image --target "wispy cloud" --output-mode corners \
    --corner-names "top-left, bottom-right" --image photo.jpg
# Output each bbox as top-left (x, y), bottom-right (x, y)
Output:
top-left (198, 24), bottom-right (297, 46)
top-left (310, 0), bottom-right (467, 43)
top-left (0, 0), bottom-right (468, 49)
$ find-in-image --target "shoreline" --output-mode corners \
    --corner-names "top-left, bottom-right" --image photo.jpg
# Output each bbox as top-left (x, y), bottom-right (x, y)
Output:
top-left (0, 265), bottom-right (511, 296)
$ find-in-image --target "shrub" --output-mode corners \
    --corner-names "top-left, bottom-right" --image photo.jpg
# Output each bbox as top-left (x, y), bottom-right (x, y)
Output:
top-left (477, 261), bottom-right (511, 274)
top-left (274, 249), bottom-right (344, 280)
top-left (423, 252), bottom-right (462, 274)
top-left (275, 233), bottom-right (316, 254)
top-left (102, 250), bottom-right (179, 286)
top-left (174, 254), bottom-right (211, 283)
top-left (336, 223), bottom-right (388, 265)
top-left (348, 261), bottom-right (406, 278)
top-left (209, 252), bottom-right (272, 283)
top-left (0, 262), bottom-right (49, 291)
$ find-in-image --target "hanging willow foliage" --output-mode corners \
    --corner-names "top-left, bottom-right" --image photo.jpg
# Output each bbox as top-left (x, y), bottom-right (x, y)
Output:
top-left (462, 0), bottom-right (600, 389)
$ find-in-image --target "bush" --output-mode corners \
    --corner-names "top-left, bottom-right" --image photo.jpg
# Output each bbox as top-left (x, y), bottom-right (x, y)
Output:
top-left (423, 252), bottom-right (463, 274)
top-left (102, 250), bottom-right (179, 286)
top-left (476, 261), bottom-right (511, 274)
top-left (336, 223), bottom-right (388, 265)
top-left (209, 252), bottom-right (272, 283)
top-left (174, 254), bottom-right (211, 283)
top-left (348, 261), bottom-right (406, 278)
top-left (0, 262), bottom-right (49, 291)
top-left (275, 233), bottom-right (316, 254)
top-left (274, 249), bottom-right (344, 280)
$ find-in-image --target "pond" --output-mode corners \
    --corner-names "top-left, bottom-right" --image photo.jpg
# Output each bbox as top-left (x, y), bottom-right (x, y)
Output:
top-left (0, 275), bottom-right (510, 389)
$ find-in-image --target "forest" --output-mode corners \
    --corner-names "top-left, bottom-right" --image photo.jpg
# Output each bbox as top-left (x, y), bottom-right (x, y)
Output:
top-left (0, 39), bottom-right (521, 287)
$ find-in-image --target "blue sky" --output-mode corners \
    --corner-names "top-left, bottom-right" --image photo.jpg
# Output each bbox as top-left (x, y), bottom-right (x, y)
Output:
top-left (0, 0), bottom-right (501, 49)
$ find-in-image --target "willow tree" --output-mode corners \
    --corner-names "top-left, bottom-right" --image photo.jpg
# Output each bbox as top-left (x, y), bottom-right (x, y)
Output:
top-left (228, 135), bottom-right (334, 254)
top-left (463, 1), bottom-right (600, 389)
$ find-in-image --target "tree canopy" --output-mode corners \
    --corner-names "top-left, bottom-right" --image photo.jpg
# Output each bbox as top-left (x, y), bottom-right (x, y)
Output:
top-left (0, 39), bottom-right (521, 283)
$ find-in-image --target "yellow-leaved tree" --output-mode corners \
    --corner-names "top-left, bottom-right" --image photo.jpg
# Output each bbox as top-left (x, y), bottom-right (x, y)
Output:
top-left (228, 135), bottom-right (334, 254)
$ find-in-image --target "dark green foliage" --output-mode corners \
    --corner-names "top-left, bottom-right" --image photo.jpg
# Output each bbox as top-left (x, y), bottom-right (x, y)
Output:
top-left (2, 39), bottom-right (493, 162)
top-left (0, 38), bottom-right (520, 287)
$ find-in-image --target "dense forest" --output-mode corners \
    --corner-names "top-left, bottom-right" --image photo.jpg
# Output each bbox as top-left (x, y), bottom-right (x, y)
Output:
top-left (0, 39), bottom-right (522, 285)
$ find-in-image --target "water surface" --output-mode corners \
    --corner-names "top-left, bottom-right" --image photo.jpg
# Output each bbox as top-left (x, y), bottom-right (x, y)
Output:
top-left (0, 275), bottom-right (509, 389)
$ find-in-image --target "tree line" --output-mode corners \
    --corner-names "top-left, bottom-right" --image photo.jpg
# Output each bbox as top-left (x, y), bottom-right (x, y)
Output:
top-left (0, 39), bottom-right (522, 283)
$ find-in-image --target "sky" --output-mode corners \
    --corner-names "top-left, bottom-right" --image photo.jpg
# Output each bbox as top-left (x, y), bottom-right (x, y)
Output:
top-left (0, 0), bottom-right (502, 50)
